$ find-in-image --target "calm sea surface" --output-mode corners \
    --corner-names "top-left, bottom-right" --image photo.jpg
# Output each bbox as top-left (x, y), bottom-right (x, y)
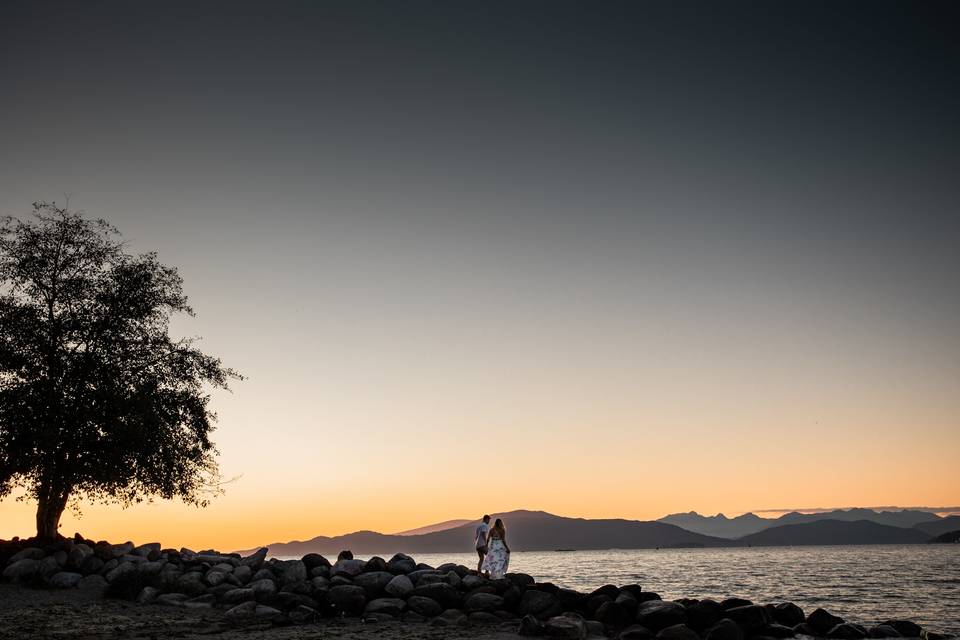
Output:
top-left (298, 546), bottom-right (959, 634)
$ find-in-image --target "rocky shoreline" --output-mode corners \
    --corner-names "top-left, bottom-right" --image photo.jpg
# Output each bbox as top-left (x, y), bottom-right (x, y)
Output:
top-left (1, 536), bottom-right (954, 640)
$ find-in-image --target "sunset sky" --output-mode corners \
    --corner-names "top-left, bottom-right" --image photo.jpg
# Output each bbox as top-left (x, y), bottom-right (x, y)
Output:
top-left (1, 1), bottom-right (958, 551)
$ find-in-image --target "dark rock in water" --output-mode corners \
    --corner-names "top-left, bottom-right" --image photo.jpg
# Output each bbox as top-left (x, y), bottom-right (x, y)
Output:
top-left (638, 592), bottom-right (663, 603)
top-left (430, 609), bottom-right (469, 628)
top-left (828, 623), bottom-right (868, 639)
top-left (686, 599), bottom-right (722, 631)
top-left (301, 553), bottom-right (330, 570)
top-left (808, 609), bottom-right (846, 635)
top-left (533, 582), bottom-right (562, 595)
top-left (407, 596), bottom-right (444, 617)
top-left (793, 623), bottom-right (819, 636)
top-left (465, 592), bottom-right (505, 612)
top-left (558, 588), bottom-right (587, 610)
top-left (616, 592), bottom-right (640, 617)
top-left (545, 615), bottom-right (588, 640)
top-left (621, 585), bottom-right (644, 600)
top-left (596, 601), bottom-right (631, 629)
top-left (409, 582), bottom-right (462, 609)
top-left (725, 605), bottom-right (771, 634)
top-left (868, 625), bottom-right (902, 638)
top-left (760, 623), bottom-right (796, 638)
top-left (353, 571), bottom-right (394, 597)
top-left (364, 597), bottom-right (406, 617)
top-left (636, 601), bottom-right (687, 633)
top-left (508, 573), bottom-right (536, 588)
top-left (721, 598), bottom-right (754, 611)
top-left (587, 595), bottom-right (614, 617)
top-left (387, 553), bottom-right (417, 574)
top-left (658, 624), bottom-right (701, 640)
top-left (520, 590), bottom-right (563, 620)
top-left (328, 584), bottom-right (366, 615)
top-left (289, 605), bottom-right (319, 624)
top-left (773, 603), bottom-right (805, 628)
top-left (884, 621), bottom-right (922, 638)
top-left (706, 618), bottom-right (744, 640)
top-left (469, 611), bottom-right (502, 625)
top-left (619, 624), bottom-right (655, 640)
top-left (337, 550), bottom-right (354, 561)
top-left (520, 615), bottom-right (546, 636)
top-left (592, 584), bottom-right (621, 600)
top-left (364, 556), bottom-right (388, 573)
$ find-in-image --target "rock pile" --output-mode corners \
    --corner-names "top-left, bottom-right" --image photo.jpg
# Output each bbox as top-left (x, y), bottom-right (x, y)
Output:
top-left (0, 537), bottom-right (951, 640)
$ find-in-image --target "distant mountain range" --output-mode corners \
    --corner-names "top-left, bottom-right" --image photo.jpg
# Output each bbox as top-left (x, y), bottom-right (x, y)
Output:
top-left (658, 508), bottom-right (944, 539)
top-left (237, 507), bottom-right (955, 557)
top-left (236, 510), bottom-right (732, 556)
top-left (738, 519), bottom-right (931, 546)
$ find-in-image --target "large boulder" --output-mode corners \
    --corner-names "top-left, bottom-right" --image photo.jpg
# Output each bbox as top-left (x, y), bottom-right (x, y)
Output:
top-left (808, 609), bottom-right (846, 635)
top-left (868, 625), bottom-right (902, 638)
top-left (828, 624), bottom-right (868, 640)
top-left (239, 548), bottom-right (268, 570)
top-left (658, 624), bottom-right (700, 640)
top-left (387, 553), bottom-right (416, 575)
top-left (773, 603), bottom-right (805, 628)
top-left (520, 614), bottom-right (546, 636)
top-left (409, 582), bottom-right (462, 609)
top-left (465, 592), bottom-right (505, 612)
top-left (407, 595), bottom-right (443, 617)
top-left (545, 615), bottom-right (588, 640)
top-left (48, 572), bottom-right (83, 588)
top-left (2, 559), bottom-right (39, 581)
top-left (364, 597), bottom-right (406, 617)
top-left (328, 584), bottom-right (367, 615)
top-left (429, 609), bottom-right (468, 628)
top-left (721, 598), bottom-right (753, 610)
top-left (301, 553), bottom-right (330, 570)
top-left (883, 621), bottom-right (922, 637)
top-left (330, 558), bottom-right (366, 577)
top-left (221, 588), bottom-right (256, 604)
top-left (619, 625), bottom-right (655, 640)
top-left (276, 560), bottom-right (307, 586)
top-left (250, 578), bottom-right (277, 598)
top-left (520, 589), bottom-right (563, 620)
top-left (706, 619), bottom-right (744, 640)
top-left (724, 605), bottom-right (770, 634)
top-left (353, 571), bottom-right (394, 597)
top-left (686, 600), bottom-right (722, 631)
top-left (636, 601), bottom-right (687, 633)
top-left (364, 556), bottom-right (388, 573)
top-left (385, 574), bottom-right (414, 597)
top-left (508, 573), bottom-right (536, 588)
top-left (760, 624), bottom-right (796, 638)
top-left (596, 601), bottom-right (631, 629)
top-left (224, 600), bottom-right (258, 625)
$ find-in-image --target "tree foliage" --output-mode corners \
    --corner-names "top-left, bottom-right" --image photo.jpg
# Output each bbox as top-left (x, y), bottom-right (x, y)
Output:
top-left (0, 202), bottom-right (240, 538)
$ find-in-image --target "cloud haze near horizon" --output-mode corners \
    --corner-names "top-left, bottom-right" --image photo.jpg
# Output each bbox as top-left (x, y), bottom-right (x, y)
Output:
top-left (1, 0), bottom-right (958, 549)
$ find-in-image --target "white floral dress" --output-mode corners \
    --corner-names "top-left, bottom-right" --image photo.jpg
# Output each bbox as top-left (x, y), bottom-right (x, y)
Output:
top-left (481, 536), bottom-right (510, 578)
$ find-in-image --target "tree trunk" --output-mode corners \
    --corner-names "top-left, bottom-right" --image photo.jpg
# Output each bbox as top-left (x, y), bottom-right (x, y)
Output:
top-left (35, 484), bottom-right (69, 540)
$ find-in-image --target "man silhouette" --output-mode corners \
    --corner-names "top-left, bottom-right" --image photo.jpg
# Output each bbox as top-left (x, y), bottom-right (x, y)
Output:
top-left (475, 514), bottom-right (491, 574)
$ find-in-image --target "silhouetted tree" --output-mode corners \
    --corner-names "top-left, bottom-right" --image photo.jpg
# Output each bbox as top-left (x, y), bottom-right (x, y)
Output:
top-left (0, 202), bottom-right (240, 539)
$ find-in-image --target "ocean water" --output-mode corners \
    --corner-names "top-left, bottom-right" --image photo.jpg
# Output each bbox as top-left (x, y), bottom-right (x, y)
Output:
top-left (307, 545), bottom-right (960, 634)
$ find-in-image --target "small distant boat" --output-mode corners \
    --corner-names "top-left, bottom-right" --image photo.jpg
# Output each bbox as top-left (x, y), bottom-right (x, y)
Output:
top-left (554, 548), bottom-right (576, 552)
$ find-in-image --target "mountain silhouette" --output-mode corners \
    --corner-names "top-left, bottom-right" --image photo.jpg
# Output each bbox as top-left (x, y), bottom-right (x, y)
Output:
top-left (738, 519), bottom-right (931, 546)
top-left (913, 515), bottom-right (960, 536)
top-left (236, 510), bottom-right (732, 556)
top-left (658, 511), bottom-right (770, 538)
top-left (658, 508), bottom-right (942, 539)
